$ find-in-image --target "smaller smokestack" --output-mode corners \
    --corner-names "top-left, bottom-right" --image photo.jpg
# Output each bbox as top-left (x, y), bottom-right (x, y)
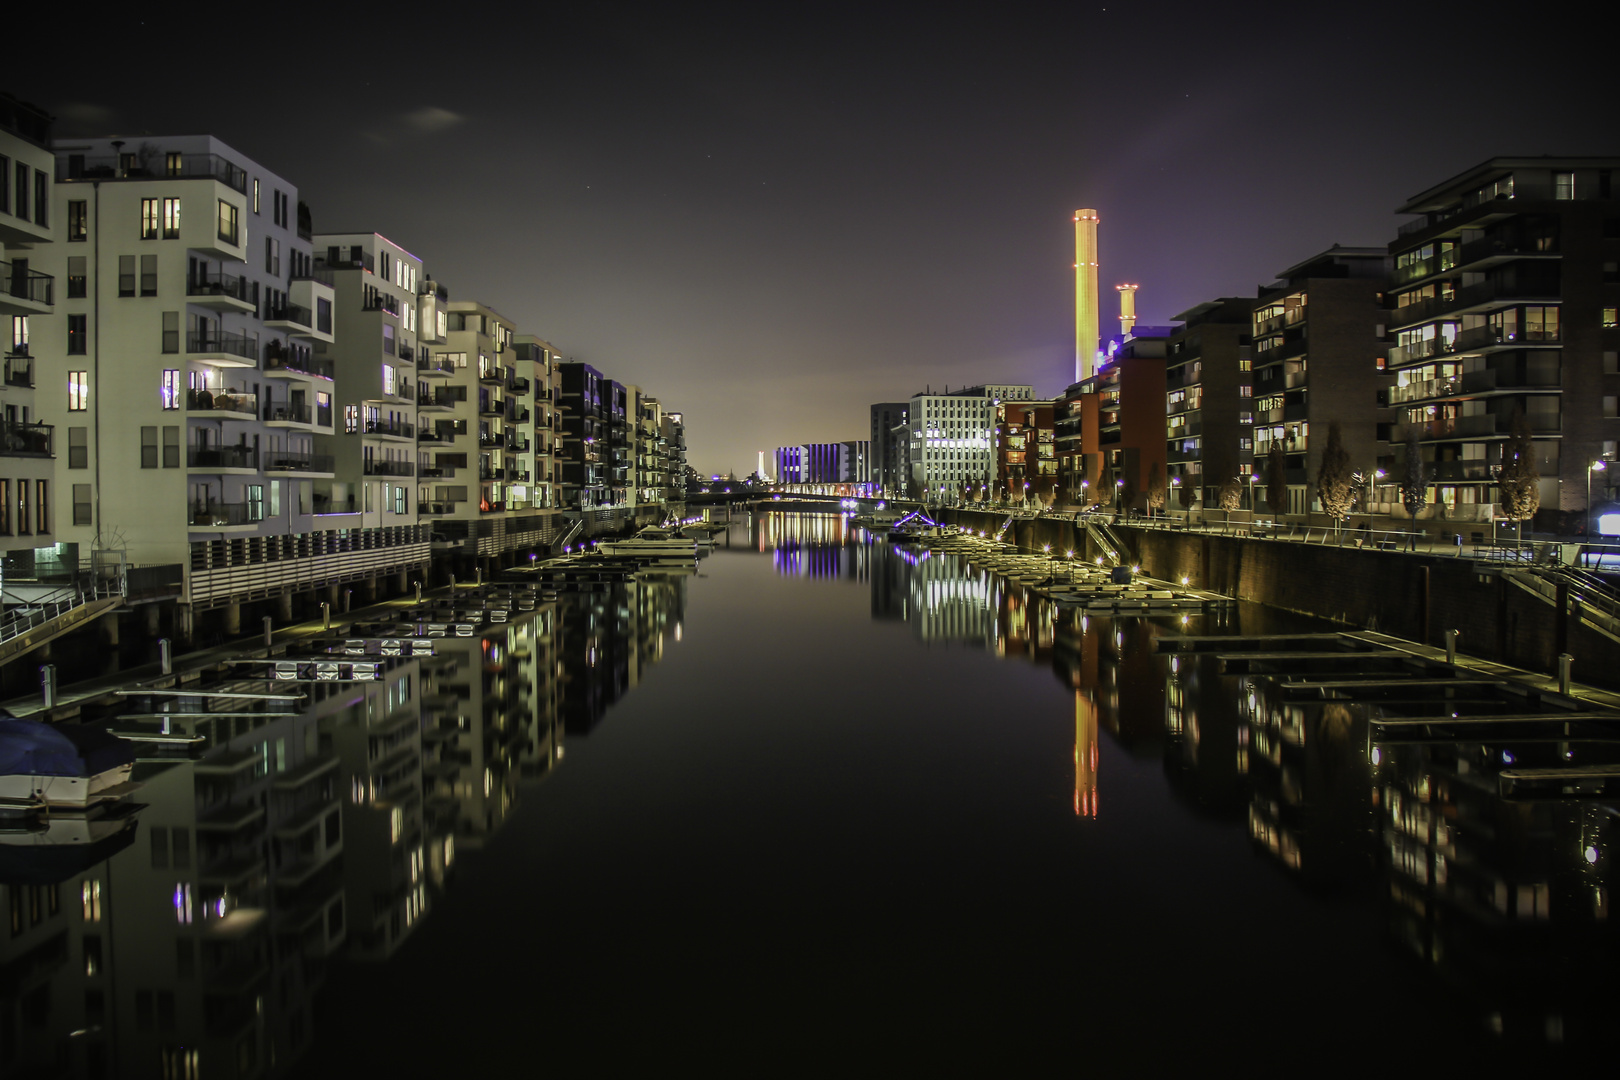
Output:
top-left (1116, 284), bottom-right (1139, 337)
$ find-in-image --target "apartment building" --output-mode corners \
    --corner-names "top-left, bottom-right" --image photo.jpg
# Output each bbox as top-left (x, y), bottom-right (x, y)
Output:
top-left (1, 94), bottom-right (57, 569)
top-left (312, 232), bottom-right (425, 529)
top-left (514, 336), bottom-right (560, 516)
top-left (1250, 247), bottom-right (1389, 516)
top-left (557, 361), bottom-right (608, 510)
top-left (662, 410), bottom-right (687, 500)
top-left (992, 400), bottom-right (1056, 504)
top-left (1384, 157), bottom-right (1620, 521)
top-left (774, 441), bottom-right (869, 486)
top-left (35, 135), bottom-right (428, 621)
top-left (1082, 333), bottom-right (1170, 511)
top-left (868, 401), bottom-right (909, 497)
top-left (1165, 298), bottom-right (1256, 508)
top-left (908, 384), bottom-right (1034, 499)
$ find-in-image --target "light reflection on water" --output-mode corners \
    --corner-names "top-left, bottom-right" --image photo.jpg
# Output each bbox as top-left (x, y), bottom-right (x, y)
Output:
top-left (3, 514), bottom-right (1615, 1070)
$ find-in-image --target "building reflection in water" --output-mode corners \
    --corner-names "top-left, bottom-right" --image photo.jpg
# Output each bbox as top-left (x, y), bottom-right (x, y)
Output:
top-left (0, 578), bottom-right (686, 1077)
top-left (755, 512), bottom-right (869, 582)
top-left (846, 527), bottom-right (1618, 1046)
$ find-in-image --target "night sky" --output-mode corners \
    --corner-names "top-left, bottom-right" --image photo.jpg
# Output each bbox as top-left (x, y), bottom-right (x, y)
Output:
top-left (11, 2), bottom-right (1615, 475)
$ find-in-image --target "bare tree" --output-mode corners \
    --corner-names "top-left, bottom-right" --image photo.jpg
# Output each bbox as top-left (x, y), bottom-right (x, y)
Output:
top-left (1178, 478), bottom-right (1196, 510)
top-left (1217, 475), bottom-right (1243, 512)
top-left (1497, 412), bottom-right (1540, 540)
top-left (1265, 443), bottom-right (1288, 518)
top-left (1145, 462), bottom-right (1167, 517)
top-left (1317, 421), bottom-right (1356, 526)
top-left (1399, 427), bottom-right (1429, 520)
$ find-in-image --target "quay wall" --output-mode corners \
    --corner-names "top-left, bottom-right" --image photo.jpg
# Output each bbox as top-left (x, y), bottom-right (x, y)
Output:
top-left (942, 509), bottom-right (1620, 688)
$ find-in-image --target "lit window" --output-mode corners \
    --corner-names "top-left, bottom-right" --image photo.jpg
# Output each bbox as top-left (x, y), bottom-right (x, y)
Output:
top-left (162, 197), bottom-right (180, 239)
top-left (161, 369), bottom-right (181, 409)
top-left (68, 371), bottom-right (89, 411)
top-left (216, 199), bottom-right (239, 245)
top-left (82, 880), bottom-right (102, 921)
top-left (1555, 172), bottom-right (1575, 200)
top-left (1605, 308), bottom-right (1618, 329)
top-left (344, 405), bottom-right (358, 433)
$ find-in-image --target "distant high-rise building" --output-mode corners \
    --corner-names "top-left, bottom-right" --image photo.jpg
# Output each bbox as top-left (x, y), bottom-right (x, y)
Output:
top-left (869, 401), bottom-right (908, 495)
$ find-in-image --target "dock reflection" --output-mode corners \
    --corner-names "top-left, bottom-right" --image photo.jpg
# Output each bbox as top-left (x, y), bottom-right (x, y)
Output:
top-left (0, 580), bottom-right (685, 1077)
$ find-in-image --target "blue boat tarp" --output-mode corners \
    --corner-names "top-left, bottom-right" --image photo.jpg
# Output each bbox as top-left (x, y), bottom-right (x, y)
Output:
top-left (0, 719), bottom-right (135, 778)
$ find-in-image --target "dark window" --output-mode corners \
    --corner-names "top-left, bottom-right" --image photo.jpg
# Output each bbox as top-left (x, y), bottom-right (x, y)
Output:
top-left (118, 255), bottom-right (135, 297)
top-left (67, 256), bottom-right (87, 298)
top-left (163, 425), bottom-right (179, 468)
top-left (140, 254), bottom-right (157, 296)
top-left (72, 484), bottom-right (91, 525)
top-left (68, 428), bottom-right (87, 469)
top-left (33, 171), bottom-right (47, 227)
top-left (161, 311), bottom-right (179, 353)
top-left (68, 200), bottom-right (87, 241)
top-left (0, 153), bottom-right (9, 214)
top-left (67, 315), bottom-right (87, 355)
top-left (14, 161), bottom-right (28, 220)
top-left (141, 426), bottom-right (158, 468)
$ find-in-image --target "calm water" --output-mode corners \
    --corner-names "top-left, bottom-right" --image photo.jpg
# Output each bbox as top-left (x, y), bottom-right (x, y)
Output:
top-left (4, 512), bottom-right (1615, 1074)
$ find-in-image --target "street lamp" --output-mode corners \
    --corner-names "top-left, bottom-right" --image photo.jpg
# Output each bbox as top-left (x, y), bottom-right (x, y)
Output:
top-left (1589, 459), bottom-right (1607, 539)
top-left (1249, 474), bottom-right (1260, 514)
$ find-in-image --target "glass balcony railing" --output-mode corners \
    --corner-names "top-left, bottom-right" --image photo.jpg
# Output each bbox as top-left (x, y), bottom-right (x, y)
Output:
top-left (0, 421), bottom-right (53, 458)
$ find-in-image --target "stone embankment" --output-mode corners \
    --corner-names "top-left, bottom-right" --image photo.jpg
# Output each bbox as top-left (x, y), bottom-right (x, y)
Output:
top-left (942, 508), bottom-right (1620, 689)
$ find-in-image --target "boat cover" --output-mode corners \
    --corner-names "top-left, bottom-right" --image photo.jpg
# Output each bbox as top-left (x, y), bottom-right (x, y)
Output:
top-left (0, 719), bottom-right (136, 778)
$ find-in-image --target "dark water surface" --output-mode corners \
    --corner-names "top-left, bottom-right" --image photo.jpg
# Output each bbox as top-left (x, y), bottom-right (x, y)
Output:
top-left (4, 513), bottom-right (1613, 1074)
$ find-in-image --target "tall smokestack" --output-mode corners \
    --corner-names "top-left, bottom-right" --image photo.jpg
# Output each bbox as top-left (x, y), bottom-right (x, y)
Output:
top-left (1074, 209), bottom-right (1100, 383)
top-left (1116, 284), bottom-right (1138, 337)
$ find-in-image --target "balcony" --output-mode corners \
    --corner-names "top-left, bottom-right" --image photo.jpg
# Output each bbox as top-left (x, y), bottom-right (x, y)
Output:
top-left (1429, 460), bottom-right (1494, 483)
top-left (1390, 280), bottom-right (1558, 330)
top-left (188, 330), bottom-right (258, 368)
top-left (361, 292), bottom-right (400, 315)
top-left (187, 387), bottom-right (257, 419)
top-left (478, 364), bottom-right (505, 386)
top-left (264, 450), bottom-right (335, 475)
top-left (418, 390), bottom-right (459, 412)
top-left (188, 270), bottom-right (256, 313)
top-left (291, 265), bottom-right (335, 288)
top-left (507, 437), bottom-right (531, 454)
top-left (506, 407), bottom-right (530, 425)
top-left (364, 418), bottom-right (414, 440)
top-left (1396, 412), bottom-right (1561, 443)
top-left (363, 460), bottom-right (415, 477)
top-left (509, 377), bottom-right (530, 397)
top-left (479, 501), bottom-right (506, 514)
top-left (420, 501), bottom-right (462, 516)
top-left (420, 423), bottom-right (465, 443)
top-left (478, 399), bottom-right (503, 418)
top-left (1, 260), bottom-right (54, 316)
top-left (263, 402), bottom-right (312, 426)
top-left (264, 302), bottom-right (313, 333)
top-left (263, 343), bottom-right (334, 380)
top-left (188, 502), bottom-right (261, 528)
top-left (479, 468), bottom-right (506, 482)
top-left (58, 153), bottom-right (249, 193)
top-left (396, 341), bottom-right (414, 362)
top-left (188, 445), bottom-right (258, 471)
top-left (0, 421), bottom-right (53, 459)
top-left (3, 356), bottom-right (34, 389)
top-left (478, 434), bottom-right (503, 449)
top-left (419, 356), bottom-right (457, 378)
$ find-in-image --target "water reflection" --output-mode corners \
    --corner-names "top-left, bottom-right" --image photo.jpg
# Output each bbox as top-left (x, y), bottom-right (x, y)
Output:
top-left (0, 580), bottom-right (684, 1077)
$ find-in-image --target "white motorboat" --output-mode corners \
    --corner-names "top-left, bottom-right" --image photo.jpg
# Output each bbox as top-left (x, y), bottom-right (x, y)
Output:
top-left (0, 717), bottom-right (141, 813)
top-left (596, 526), bottom-right (699, 562)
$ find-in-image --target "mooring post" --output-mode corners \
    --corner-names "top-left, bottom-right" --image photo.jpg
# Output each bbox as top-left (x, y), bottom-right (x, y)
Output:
top-left (1559, 653), bottom-right (1574, 695)
top-left (415, 581), bottom-right (422, 603)
top-left (263, 616), bottom-right (273, 653)
top-left (39, 664), bottom-right (56, 708)
top-left (1445, 628), bottom-right (1459, 665)
top-left (321, 602), bottom-right (331, 630)
top-left (159, 638), bottom-right (172, 675)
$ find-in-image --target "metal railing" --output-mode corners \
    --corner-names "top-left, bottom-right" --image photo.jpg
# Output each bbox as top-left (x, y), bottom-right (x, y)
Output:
top-left (263, 402), bottom-right (311, 424)
top-left (365, 419), bottom-right (415, 438)
top-left (188, 269), bottom-right (255, 305)
top-left (264, 450), bottom-right (334, 473)
top-left (0, 421), bottom-right (53, 458)
top-left (57, 153), bottom-right (249, 193)
top-left (266, 302), bottom-right (312, 328)
top-left (0, 577), bottom-right (125, 651)
top-left (189, 502), bottom-right (261, 527)
top-left (187, 445), bottom-right (258, 470)
top-left (2, 260), bottom-right (54, 305)
top-left (187, 388), bottom-right (257, 416)
top-left (263, 346), bottom-right (335, 379)
top-left (3, 356), bottom-right (33, 388)
top-left (364, 460), bottom-right (416, 477)
top-left (188, 330), bottom-right (257, 361)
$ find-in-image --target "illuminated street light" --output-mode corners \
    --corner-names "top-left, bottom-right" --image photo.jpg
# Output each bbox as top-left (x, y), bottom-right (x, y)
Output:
top-left (1590, 459), bottom-right (1608, 540)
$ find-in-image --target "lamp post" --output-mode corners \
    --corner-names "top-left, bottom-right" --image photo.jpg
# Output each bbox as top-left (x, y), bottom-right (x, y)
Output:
top-left (1170, 475), bottom-right (1180, 524)
top-left (1249, 474), bottom-right (1260, 515)
top-left (1589, 459), bottom-right (1607, 540)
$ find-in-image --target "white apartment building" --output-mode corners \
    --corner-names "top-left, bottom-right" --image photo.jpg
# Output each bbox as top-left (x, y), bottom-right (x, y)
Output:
top-left (908, 383), bottom-right (1034, 498)
top-left (32, 135), bottom-right (426, 622)
top-left (1, 94), bottom-right (58, 572)
top-left (311, 233), bottom-right (430, 529)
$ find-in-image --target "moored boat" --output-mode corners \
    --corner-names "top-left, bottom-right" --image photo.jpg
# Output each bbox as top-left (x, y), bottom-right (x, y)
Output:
top-left (0, 717), bottom-right (142, 813)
